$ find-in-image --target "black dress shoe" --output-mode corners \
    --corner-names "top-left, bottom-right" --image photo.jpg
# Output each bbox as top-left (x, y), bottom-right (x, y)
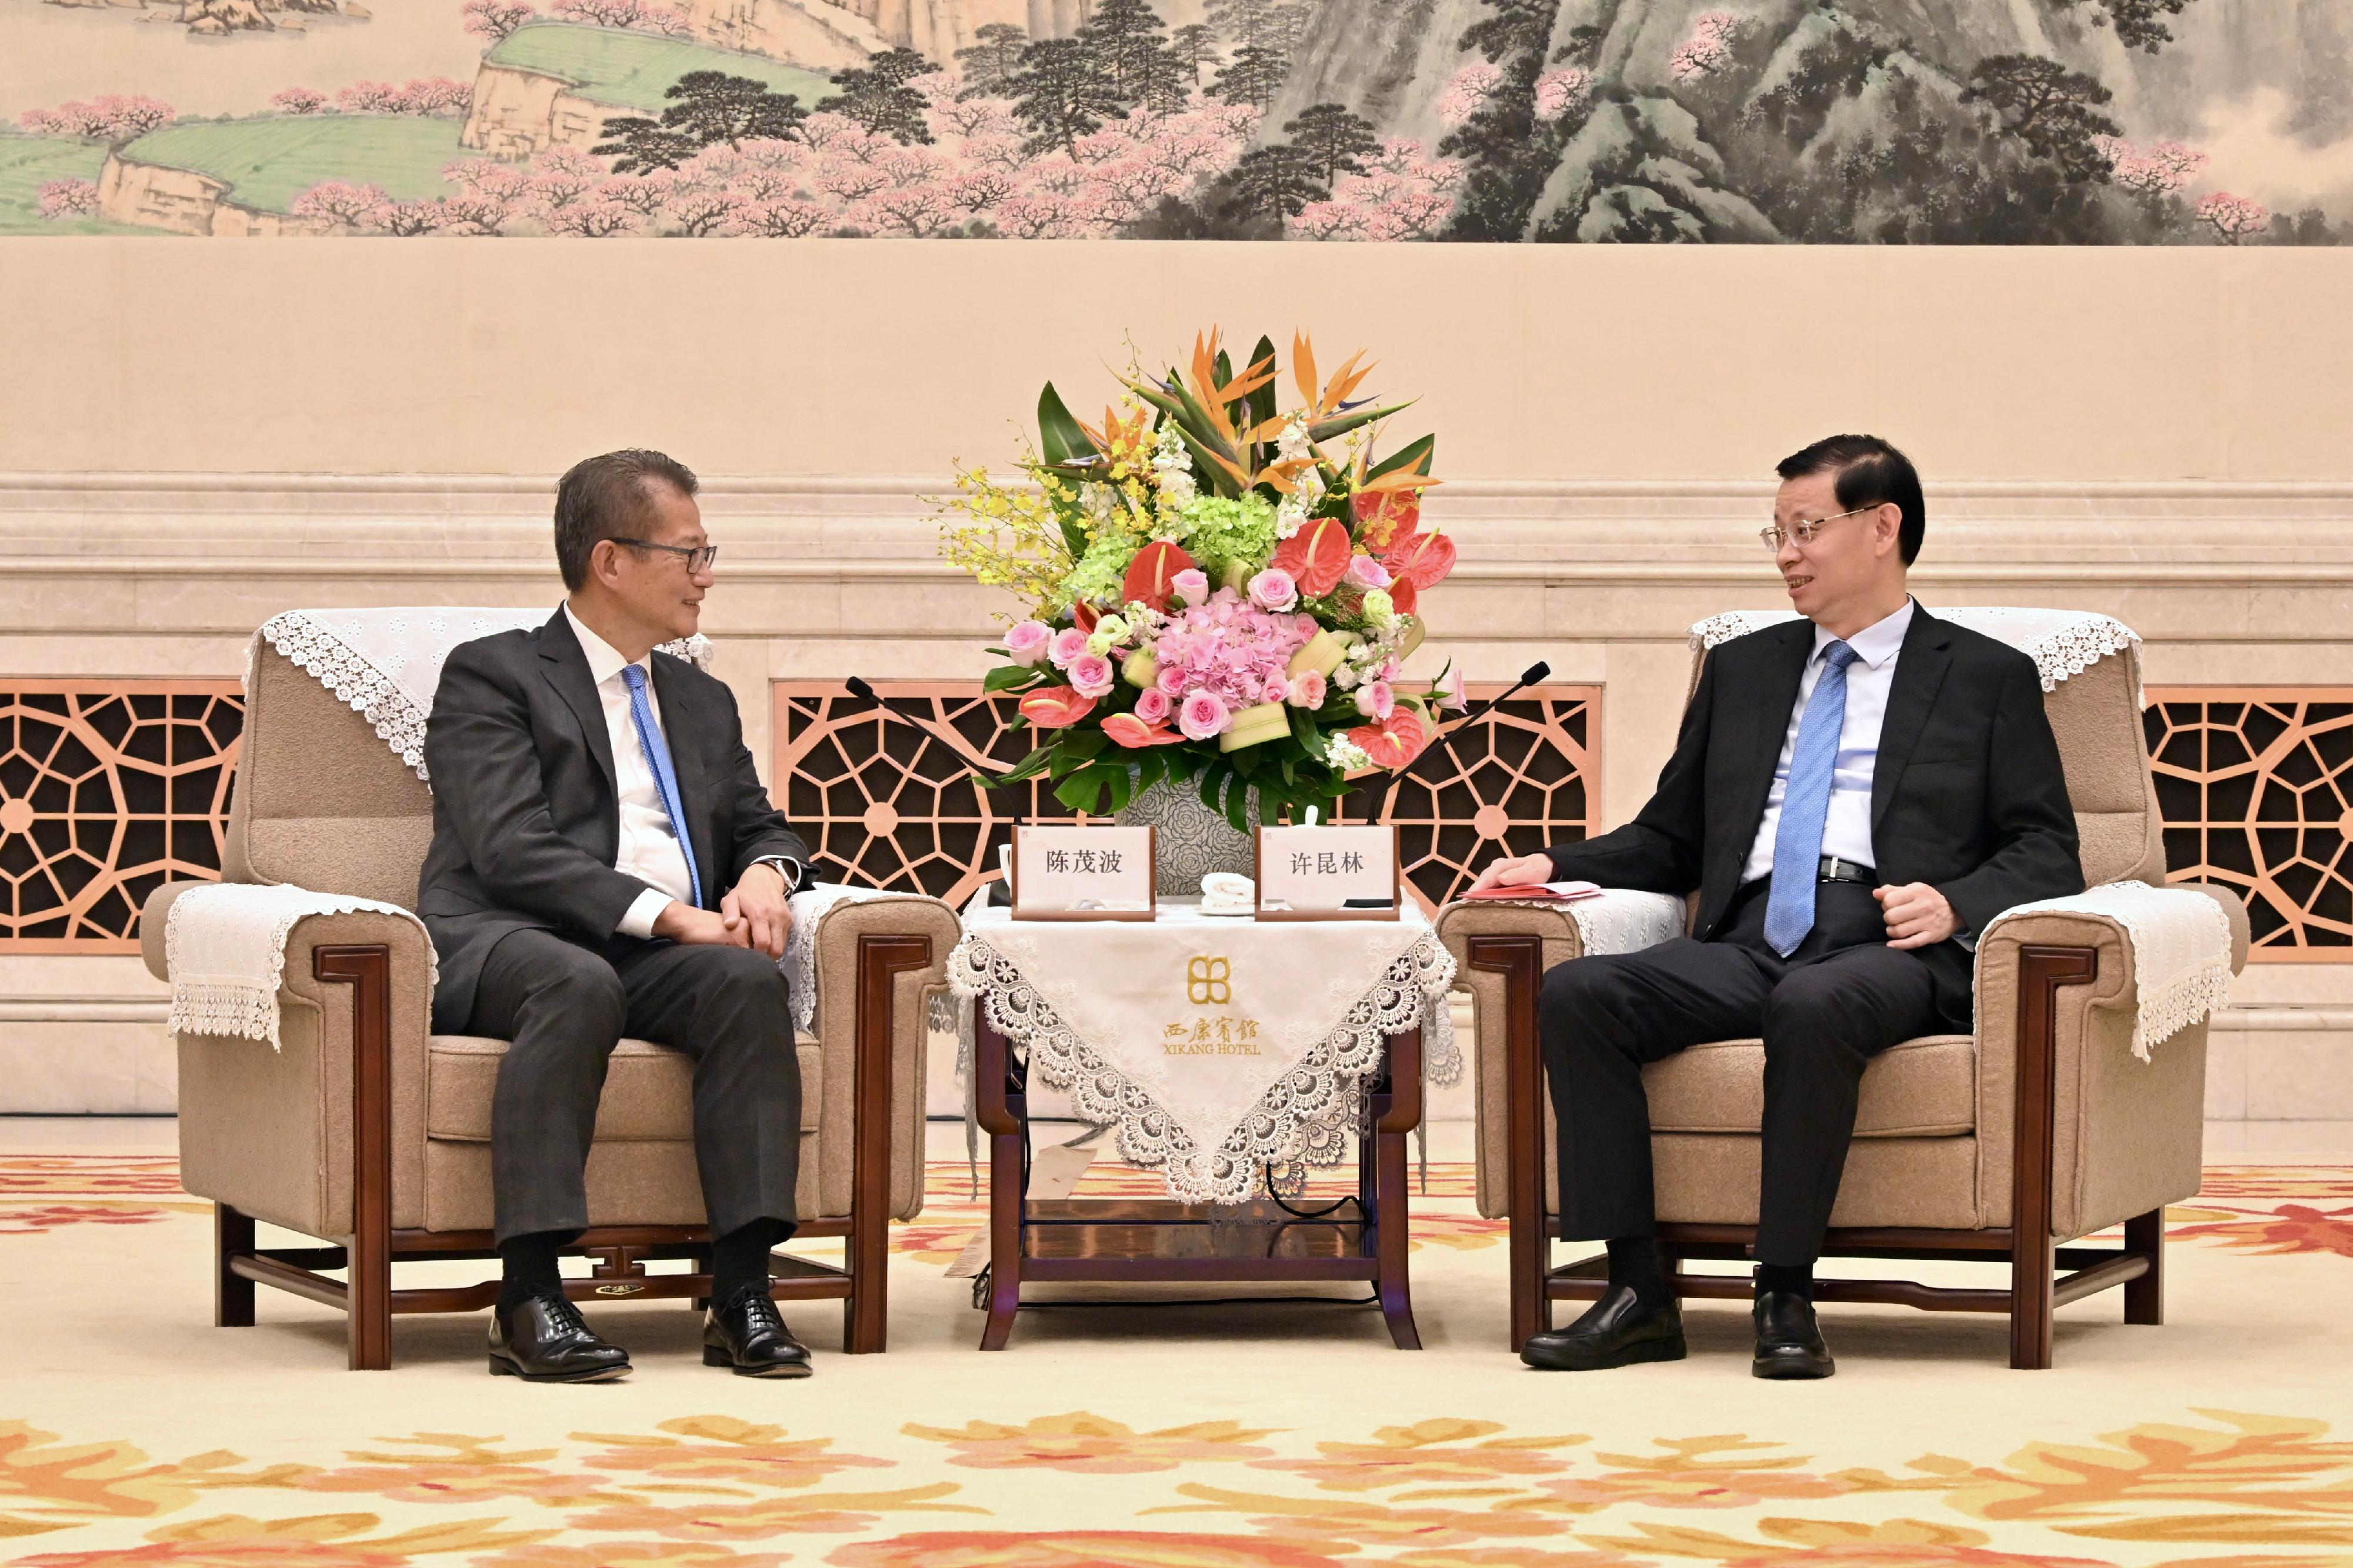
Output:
top-left (704, 1287), bottom-right (814, 1378)
top-left (488, 1293), bottom-right (631, 1383)
top-left (1752, 1289), bottom-right (1835, 1379)
top-left (1519, 1285), bottom-right (1687, 1371)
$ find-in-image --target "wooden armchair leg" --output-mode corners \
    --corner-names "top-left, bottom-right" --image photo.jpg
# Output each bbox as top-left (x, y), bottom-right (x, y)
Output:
top-left (844, 932), bottom-right (932, 1356)
top-left (2123, 1207), bottom-right (2164, 1325)
top-left (216, 1204), bottom-right (256, 1327)
top-left (2007, 944), bottom-right (2097, 1371)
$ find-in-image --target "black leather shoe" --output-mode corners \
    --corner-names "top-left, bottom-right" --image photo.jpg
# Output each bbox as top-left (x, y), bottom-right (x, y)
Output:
top-left (1519, 1285), bottom-right (1687, 1370)
top-left (488, 1293), bottom-right (631, 1383)
top-left (1752, 1290), bottom-right (1835, 1379)
top-left (704, 1287), bottom-right (814, 1378)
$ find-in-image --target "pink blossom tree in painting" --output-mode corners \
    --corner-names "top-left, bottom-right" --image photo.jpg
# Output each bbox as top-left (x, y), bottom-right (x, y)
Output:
top-left (1533, 65), bottom-right (1593, 123)
top-left (19, 95), bottom-right (176, 145)
top-left (1435, 63), bottom-right (1502, 129)
top-left (2195, 191), bottom-right (2269, 243)
top-left (271, 88), bottom-right (329, 115)
top-left (289, 181), bottom-right (391, 231)
top-left (1669, 11), bottom-right (1742, 82)
top-left (552, 0), bottom-right (689, 35)
top-left (2094, 135), bottom-right (2209, 198)
top-left (37, 179), bottom-right (100, 221)
top-left (1288, 139), bottom-right (1462, 241)
top-left (461, 0), bottom-right (538, 42)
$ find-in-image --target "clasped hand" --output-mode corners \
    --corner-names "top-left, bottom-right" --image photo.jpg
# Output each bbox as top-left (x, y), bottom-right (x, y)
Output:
top-left (1468, 854), bottom-right (1957, 948)
top-left (651, 862), bottom-right (793, 958)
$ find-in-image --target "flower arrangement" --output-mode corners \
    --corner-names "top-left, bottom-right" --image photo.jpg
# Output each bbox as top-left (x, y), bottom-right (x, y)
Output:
top-left (938, 329), bottom-right (1465, 829)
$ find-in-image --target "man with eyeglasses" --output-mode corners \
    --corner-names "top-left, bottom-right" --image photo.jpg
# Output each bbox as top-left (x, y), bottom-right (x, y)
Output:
top-left (1471, 434), bottom-right (2083, 1379)
top-left (418, 449), bottom-right (815, 1383)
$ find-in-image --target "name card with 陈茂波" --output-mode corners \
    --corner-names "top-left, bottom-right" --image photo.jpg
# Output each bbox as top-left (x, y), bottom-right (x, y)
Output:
top-left (1253, 825), bottom-right (1401, 920)
top-left (1010, 825), bottom-right (1156, 920)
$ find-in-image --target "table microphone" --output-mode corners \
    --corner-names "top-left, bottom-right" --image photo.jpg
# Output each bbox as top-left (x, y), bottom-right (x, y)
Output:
top-left (846, 675), bottom-right (877, 702)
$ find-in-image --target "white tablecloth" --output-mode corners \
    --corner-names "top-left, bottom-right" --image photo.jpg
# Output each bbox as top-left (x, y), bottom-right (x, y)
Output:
top-left (948, 904), bottom-right (1457, 1203)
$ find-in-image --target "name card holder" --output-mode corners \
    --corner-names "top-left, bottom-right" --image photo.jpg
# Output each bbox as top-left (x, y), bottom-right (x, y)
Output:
top-left (1010, 825), bottom-right (1157, 921)
top-left (1252, 824), bottom-right (1401, 921)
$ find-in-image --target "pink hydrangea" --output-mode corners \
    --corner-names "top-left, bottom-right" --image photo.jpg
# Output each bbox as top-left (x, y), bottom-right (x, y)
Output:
top-left (1067, 652), bottom-right (1115, 699)
top-left (1248, 568), bottom-right (1298, 612)
top-left (1179, 690), bottom-right (1231, 740)
top-left (1288, 670), bottom-right (1327, 709)
top-left (1048, 627), bottom-right (1091, 668)
top-left (1004, 619), bottom-right (1051, 665)
top-left (1134, 687), bottom-right (1171, 724)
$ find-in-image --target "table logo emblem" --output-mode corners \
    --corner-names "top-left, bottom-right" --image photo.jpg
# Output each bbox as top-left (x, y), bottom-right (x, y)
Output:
top-left (1187, 955), bottom-right (1231, 1005)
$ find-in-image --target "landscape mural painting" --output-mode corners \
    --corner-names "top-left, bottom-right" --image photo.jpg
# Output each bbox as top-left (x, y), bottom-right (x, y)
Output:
top-left (2, 0), bottom-right (2348, 241)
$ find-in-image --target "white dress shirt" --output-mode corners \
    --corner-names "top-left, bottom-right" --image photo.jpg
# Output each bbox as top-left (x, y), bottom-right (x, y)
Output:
top-left (566, 606), bottom-right (698, 939)
top-left (1740, 596), bottom-right (1914, 885)
top-left (564, 606), bottom-right (801, 940)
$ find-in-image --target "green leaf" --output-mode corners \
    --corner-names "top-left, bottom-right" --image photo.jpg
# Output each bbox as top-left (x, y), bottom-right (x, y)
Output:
top-left (1306, 398), bottom-right (1417, 445)
top-left (982, 665), bottom-right (1045, 693)
top-left (1064, 729), bottom-right (1109, 762)
top-left (1103, 763), bottom-right (1135, 815)
top-left (1245, 333), bottom-right (1280, 456)
top-left (1052, 769), bottom-right (1105, 816)
top-left (1365, 432), bottom-right (1435, 485)
top-left (1199, 766), bottom-right (1224, 814)
top-left (1037, 381), bottom-right (1101, 468)
top-left (1173, 423), bottom-right (1245, 498)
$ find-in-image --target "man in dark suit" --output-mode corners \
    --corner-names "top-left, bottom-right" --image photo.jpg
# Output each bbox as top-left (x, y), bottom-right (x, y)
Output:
top-left (421, 449), bottom-right (815, 1383)
top-left (1470, 435), bottom-right (2083, 1379)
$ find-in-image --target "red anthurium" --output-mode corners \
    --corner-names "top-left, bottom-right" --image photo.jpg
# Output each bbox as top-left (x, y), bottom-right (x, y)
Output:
top-left (1269, 515), bottom-right (1352, 598)
top-left (1121, 540), bottom-right (1194, 612)
top-left (1380, 528), bottom-right (1457, 591)
top-left (1102, 712), bottom-right (1184, 748)
top-left (1351, 487), bottom-right (1421, 549)
top-left (1387, 578), bottom-right (1417, 617)
top-left (1019, 686), bottom-right (1096, 729)
top-left (1070, 600), bottom-right (1100, 633)
top-left (1349, 708), bottom-right (1429, 770)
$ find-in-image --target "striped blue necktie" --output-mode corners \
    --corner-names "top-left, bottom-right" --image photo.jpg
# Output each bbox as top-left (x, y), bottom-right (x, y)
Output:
top-left (1761, 639), bottom-right (1860, 957)
top-left (620, 663), bottom-right (702, 909)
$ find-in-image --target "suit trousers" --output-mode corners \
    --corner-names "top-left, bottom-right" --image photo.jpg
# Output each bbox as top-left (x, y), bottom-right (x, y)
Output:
top-left (466, 926), bottom-right (801, 1245)
top-left (1539, 876), bottom-right (1945, 1265)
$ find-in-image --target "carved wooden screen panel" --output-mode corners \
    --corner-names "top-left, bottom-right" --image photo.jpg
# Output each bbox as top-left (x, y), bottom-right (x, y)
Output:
top-left (0, 682), bottom-right (244, 952)
top-left (771, 681), bottom-right (1601, 913)
top-left (2144, 687), bottom-right (2353, 960)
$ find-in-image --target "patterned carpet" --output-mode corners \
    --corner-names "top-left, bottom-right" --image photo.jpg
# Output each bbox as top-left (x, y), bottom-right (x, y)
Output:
top-left (4, 1154), bottom-right (2351, 1567)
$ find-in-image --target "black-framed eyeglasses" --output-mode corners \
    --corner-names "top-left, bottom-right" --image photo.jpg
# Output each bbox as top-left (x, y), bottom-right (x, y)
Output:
top-left (1758, 505), bottom-right (1879, 553)
top-left (611, 538), bottom-right (719, 573)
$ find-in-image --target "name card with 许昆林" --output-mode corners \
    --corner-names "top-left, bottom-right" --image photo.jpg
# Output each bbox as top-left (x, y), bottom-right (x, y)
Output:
top-left (1011, 825), bottom-right (1156, 920)
top-left (1253, 825), bottom-right (1401, 920)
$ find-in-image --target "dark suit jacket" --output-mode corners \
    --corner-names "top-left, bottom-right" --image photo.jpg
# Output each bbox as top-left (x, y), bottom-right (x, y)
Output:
top-left (418, 609), bottom-right (809, 1033)
top-left (1544, 605), bottom-right (2085, 1027)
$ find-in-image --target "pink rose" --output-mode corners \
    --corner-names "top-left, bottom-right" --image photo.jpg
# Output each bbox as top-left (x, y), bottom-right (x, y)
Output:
top-left (1004, 619), bottom-right (1052, 665)
top-left (1067, 652), bottom-right (1115, 699)
top-left (1134, 687), bottom-right (1171, 724)
top-left (1354, 679), bottom-right (1395, 721)
top-left (1287, 670), bottom-right (1327, 709)
top-left (1048, 627), bottom-right (1091, 668)
top-left (1156, 663), bottom-right (1189, 696)
top-left (1345, 554), bottom-right (1392, 591)
top-left (1178, 689), bottom-right (1230, 740)
top-left (1248, 569), bottom-right (1298, 612)
top-left (1437, 662), bottom-right (1467, 710)
top-left (1171, 568), bottom-right (1209, 605)
top-left (1262, 675), bottom-right (1292, 705)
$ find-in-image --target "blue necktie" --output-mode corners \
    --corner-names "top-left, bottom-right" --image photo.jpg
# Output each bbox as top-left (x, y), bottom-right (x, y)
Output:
top-left (620, 663), bottom-right (702, 909)
top-left (1762, 639), bottom-right (1860, 957)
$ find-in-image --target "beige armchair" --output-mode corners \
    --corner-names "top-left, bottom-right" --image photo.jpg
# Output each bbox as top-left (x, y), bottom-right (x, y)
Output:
top-left (1438, 620), bottom-right (2249, 1369)
top-left (141, 633), bottom-right (957, 1369)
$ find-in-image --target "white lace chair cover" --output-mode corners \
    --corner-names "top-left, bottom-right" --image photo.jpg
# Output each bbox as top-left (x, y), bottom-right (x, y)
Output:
top-left (255, 607), bottom-right (713, 783)
top-left (1688, 606), bottom-right (2140, 694)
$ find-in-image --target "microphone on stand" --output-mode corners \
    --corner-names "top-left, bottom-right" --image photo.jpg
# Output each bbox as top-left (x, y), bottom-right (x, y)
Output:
top-left (1392, 659), bottom-right (1551, 897)
top-left (845, 676), bottom-right (877, 703)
